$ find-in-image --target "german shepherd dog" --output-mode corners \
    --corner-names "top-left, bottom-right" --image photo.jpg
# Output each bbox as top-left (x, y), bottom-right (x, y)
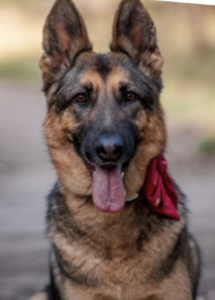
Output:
top-left (33, 0), bottom-right (201, 299)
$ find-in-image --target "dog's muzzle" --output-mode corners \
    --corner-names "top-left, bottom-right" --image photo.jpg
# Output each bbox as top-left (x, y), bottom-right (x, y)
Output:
top-left (82, 131), bottom-right (133, 213)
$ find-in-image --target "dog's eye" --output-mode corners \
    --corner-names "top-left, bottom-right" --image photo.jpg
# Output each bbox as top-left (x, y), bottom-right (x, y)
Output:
top-left (125, 92), bottom-right (137, 102)
top-left (73, 94), bottom-right (88, 104)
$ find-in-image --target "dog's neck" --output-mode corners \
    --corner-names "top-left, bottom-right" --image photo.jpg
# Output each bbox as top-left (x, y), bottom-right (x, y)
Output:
top-left (48, 181), bottom-right (153, 249)
top-left (49, 154), bottom-right (180, 251)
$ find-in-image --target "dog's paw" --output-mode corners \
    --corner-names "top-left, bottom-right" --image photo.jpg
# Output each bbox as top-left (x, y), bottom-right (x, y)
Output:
top-left (30, 292), bottom-right (48, 300)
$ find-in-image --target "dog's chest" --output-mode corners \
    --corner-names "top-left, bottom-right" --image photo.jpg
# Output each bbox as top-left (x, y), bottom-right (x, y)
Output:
top-left (53, 225), bottom-right (166, 300)
top-left (50, 199), bottom-right (185, 300)
top-left (56, 242), bottom-right (156, 300)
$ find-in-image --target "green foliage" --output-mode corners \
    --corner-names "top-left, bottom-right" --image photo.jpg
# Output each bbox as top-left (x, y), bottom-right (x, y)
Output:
top-left (199, 138), bottom-right (215, 155)
top-left (0, 55), bottom-right (40, 85)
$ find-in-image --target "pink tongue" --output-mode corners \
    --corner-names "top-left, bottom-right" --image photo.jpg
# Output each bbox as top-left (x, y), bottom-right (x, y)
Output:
top-left (92, 165), bottom-right (126, 213)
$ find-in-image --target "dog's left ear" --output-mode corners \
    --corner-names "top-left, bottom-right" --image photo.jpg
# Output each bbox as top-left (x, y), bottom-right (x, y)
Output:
top-left (40, 0), bottom-right (92, 93)
top-left (110, 0), bottom-right (163, 80)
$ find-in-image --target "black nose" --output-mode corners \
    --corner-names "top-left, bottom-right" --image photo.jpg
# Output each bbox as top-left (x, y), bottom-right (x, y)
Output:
top-left (95, 134), bottom-right (124, 162)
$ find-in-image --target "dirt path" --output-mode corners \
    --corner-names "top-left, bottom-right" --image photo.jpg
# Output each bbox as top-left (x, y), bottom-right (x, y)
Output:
top-left (0, 82), bottom-right (214, 300)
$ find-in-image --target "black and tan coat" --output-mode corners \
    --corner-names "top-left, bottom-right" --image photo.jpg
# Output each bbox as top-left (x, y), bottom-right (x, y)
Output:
top-left (32, 0), bottom-right (201, 299)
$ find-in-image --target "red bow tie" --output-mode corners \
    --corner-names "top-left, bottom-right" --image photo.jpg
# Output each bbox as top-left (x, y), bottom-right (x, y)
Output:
top-left (142, 157), bottom-right (180, 220)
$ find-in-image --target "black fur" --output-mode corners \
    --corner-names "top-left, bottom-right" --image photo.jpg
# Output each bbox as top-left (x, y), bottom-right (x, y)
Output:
top-left (37, 0), bottom-right (201, 299)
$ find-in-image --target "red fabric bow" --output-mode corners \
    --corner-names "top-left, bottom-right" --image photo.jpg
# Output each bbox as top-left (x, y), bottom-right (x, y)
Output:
top-left (142, 157), bottom-right (180, 220)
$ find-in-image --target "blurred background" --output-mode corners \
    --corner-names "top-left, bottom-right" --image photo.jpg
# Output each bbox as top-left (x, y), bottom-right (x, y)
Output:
top-left (0, 0), bottom-right (214, 299)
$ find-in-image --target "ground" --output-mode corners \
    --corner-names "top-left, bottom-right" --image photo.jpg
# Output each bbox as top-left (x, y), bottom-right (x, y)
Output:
top-left (0, 82), bottom-right (214, 300)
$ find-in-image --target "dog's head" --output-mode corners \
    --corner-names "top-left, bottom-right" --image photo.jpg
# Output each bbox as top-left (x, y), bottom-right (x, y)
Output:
top-left (40, 0), bottom-right (166, 213)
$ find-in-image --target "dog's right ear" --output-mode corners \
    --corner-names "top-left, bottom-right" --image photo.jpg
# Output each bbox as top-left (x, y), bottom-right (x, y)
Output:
top-left (110, 0), bottom-right (163, 83)
top-left (40, 0), bottom-right (92, 93)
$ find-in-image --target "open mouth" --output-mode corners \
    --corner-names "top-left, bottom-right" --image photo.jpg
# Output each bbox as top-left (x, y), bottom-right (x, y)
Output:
top-left (84, 156), bottom-right (126, 213)
top-left (92, 163), bottom-right (126, 213)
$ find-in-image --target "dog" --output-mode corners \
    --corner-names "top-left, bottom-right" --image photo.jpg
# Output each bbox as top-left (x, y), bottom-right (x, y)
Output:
top-left (32, 0), bottom-right (201, 299)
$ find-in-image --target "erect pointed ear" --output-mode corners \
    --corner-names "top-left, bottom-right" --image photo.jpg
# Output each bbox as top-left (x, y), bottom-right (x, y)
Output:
top-left (40, 0), bottom-right (92, 93)
top-left (110, 0), bottom-right (163, 80)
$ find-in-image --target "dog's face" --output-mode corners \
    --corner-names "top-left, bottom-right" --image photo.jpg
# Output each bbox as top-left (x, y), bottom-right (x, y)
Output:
top-left (41, 0), bottom-right (166, 213)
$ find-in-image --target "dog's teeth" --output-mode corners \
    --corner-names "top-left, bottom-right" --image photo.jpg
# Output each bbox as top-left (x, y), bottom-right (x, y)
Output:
top-left (121, 172), bottom-right (125, 178)
top-left (126, 193), bottom-right (139, 202)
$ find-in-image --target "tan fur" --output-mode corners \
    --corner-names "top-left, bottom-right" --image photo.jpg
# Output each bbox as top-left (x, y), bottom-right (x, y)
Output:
top-left (35, 1), bottom-right (200, 299)
top-left (44, 107), bottom-right (92, 197)
top-left (47, 191), bottom-right (190, 300)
